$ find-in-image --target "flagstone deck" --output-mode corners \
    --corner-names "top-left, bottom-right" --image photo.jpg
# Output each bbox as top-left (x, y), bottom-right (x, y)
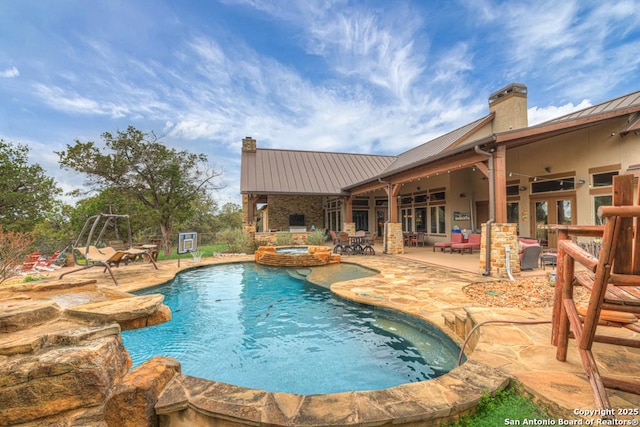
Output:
top-left (3, 250), bottom-right (639, 425)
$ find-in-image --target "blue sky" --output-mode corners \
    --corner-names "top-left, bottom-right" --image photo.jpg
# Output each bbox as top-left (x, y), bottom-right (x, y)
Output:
top-left (1, 0), bottom-right (639, 206)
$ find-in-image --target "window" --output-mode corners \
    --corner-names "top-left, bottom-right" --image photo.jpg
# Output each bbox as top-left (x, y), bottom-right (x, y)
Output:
top-left (507, 202), bottom-right (519, 224)
top-left (592, 171), bottom-right (618, 187)
top-left (531, 177), bottom-right (575, 193)
top-left (594, 195), bottom-right (612, 225)
top-left (326, 199), bottom-right (342, 231)
top-left (430, 205), bottom-right (446, 234)
top-left (415, 207), bottom-right (427, 232)
top-left (353, 210), bottom-right (369, 231)
top-left (401, 208), bottom-right (413, 232)
top-left (506, 185), bottom-right (520, 196)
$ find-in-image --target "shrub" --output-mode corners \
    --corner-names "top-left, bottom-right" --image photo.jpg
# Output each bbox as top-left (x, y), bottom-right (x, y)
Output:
top-left (275, 232), bottom-right (293, 246)
top-left (307, 230), bottom-right (326, 245)
top-left (216, 228), bottom-right (251, 253)
top-left (0, 226), bottom-right (33, 284)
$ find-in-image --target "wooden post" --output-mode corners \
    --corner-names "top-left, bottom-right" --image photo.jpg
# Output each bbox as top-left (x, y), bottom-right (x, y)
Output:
top-left (387, 184), bottom-right (401, 223)
top-left (493, 145), bottom-right (507, 223)
top-left (343, 196), bottom-right (353, 223)
top-left (612, 174), bottom-right (634, 274)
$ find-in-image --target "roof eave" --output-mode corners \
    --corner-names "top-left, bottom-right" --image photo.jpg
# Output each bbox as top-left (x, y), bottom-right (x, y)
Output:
top-left (342, 133), bottom-right (497, 191)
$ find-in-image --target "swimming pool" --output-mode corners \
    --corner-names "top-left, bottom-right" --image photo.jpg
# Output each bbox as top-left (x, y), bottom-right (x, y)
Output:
top-left (121, 263), bottom-right (462, 395)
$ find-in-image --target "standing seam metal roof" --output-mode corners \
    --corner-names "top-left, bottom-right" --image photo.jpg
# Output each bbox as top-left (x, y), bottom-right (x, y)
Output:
top-left (241, 89), bottom-right (640, 195)
top-left (240, 148), bottom-right (396, 195)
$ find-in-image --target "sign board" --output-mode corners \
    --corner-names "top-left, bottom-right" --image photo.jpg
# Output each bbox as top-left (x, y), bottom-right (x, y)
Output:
top-left (178, 232), bottom-right (198, 254)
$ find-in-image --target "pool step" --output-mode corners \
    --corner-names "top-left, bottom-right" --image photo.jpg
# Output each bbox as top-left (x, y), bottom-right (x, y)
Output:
top-left (442, 308), bottom-right (473, 342)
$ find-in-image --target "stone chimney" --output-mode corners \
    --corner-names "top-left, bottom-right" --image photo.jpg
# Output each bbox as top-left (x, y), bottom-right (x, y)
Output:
top-left (242, 136), bottom-right (256, 152)
top-left (488, 83), bottom-right (528, 133)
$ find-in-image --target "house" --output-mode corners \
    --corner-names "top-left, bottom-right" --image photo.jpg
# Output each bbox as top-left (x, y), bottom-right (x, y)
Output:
top-left (240, 83), bottom-right (640, 274)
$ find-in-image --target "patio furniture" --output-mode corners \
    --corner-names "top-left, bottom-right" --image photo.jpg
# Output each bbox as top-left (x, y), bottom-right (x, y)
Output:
top-left (335, 232), bottom-right (354, 255)
top-left (553, 174), bottom-right (640, 411)
top-left (433, 232), bottom-right (463, 252)
top-left (451, 233), bottom-right (481, 254)
top-left (362, 233), bottom-right (377, 255)
top-left (539, 250), bottom-right (557, 270)
top-left (59, 213), bottom-right (158, 286)
top-left (409, 231), bottom-right (426, 247)
top-left (519, 244), bottom-right (542, 270)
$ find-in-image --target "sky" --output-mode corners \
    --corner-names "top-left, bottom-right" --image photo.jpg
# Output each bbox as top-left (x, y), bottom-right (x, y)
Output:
top-left (1, 0), bottom-right (640, 207)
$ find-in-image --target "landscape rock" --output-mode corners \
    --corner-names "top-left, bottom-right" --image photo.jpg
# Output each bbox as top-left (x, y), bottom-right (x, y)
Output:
top-left (104, 356), bottom-right (181, 427)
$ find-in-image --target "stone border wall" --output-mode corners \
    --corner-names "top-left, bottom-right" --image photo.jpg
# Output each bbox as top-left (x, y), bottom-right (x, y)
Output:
top-left (254, 246), bottom-right (340, 267)
top-left (479, 223), bottom-right (520, 277)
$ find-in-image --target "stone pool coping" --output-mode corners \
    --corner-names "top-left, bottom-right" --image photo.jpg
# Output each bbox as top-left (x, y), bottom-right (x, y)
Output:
top-left (146, 257), bottom-right (512, 426)
top-left (4, 253), bottom-right (639, 425)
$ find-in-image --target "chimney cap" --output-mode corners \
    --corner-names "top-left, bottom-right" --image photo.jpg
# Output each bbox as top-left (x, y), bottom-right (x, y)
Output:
top-left (489, 83), bottom-right (527, 104)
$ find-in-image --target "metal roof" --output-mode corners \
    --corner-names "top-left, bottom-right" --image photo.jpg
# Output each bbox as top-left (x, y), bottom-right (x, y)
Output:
top-left (540, 90), bottom-right (640, 125)
top-left (375, 114), bottom-right (493, 178)
top-left (241, 88), bottom-right (640, 196)
top-left (241, 148), bottom-right (396, 195)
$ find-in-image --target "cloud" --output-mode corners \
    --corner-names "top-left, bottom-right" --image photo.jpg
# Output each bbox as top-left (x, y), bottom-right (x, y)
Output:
top-left (528, 99), bottom-right (592, 125)
top-left (1, 66), bottom-right (19, 78)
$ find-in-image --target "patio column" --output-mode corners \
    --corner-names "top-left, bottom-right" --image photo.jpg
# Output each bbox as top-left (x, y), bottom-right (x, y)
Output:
top-left (493, 145), bottom-right (507, 223)
top-left (383, 183), bottom-right (403, 254)
top-left (343, 196), bottom-right (353, 223)
top-left (384, 223), bottom-right (404, 254)
top-left (480, 223), bottom-right (519, 277)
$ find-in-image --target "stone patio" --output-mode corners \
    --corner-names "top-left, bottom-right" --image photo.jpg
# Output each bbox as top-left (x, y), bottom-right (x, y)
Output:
top-left (1, 250), bottom-right (638, 425)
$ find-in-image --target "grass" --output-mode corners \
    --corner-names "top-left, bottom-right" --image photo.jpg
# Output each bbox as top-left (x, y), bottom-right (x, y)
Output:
top-left (449, 385), bottom-right (553, 426)
top-left (156, 244), bottom-right (229, 261)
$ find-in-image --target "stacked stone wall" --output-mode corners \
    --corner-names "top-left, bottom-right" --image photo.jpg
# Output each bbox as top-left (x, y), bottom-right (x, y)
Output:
top-left (384, 223), bottom-right (404, 254)
top-left (343, 222), bottom-right (356, 235)
top-left (480, 223), bottom-right (520, 277)
top-left (255, 232), bottom-right (311, 246)
top-left (267, 195), bottom-right (324, 232)
top-left (254, 246), bottom-right (339, 267)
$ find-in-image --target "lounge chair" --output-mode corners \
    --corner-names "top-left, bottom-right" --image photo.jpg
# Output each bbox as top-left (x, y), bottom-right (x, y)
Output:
top-left (451, 233), bottom-right (481, 254)
top-left (433, 232), bottom-right (463, 252)
top-left (34, 249), bottom-right (64, 271)
top-left (59, 245), bottom-right (158, 286)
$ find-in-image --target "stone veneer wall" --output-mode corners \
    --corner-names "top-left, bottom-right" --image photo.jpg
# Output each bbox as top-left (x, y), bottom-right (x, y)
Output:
top-left (266, 195), bottom-right (324, 232)
top-left (243, 223), bottom-right (256, 250)
top-left (343, 222), bottom-right (356, 235)
top-left (480, 223), bottom-right (520, 277)
top-left (384, 222), bottom-right (404, 254)
top-left (255, 231), bottom-right (310, 246)
top-left (254, 246), bottom-right (340, 267)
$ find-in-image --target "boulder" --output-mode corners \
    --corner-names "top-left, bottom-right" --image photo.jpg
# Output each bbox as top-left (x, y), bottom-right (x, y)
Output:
top-left (104, 356), bottom-right (181, 427)
top-left (0, 333), bottom-right (130, 425)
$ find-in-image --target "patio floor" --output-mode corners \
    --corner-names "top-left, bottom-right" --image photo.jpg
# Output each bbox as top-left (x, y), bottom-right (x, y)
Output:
top-left (4, 248), bottom-right (639, 424)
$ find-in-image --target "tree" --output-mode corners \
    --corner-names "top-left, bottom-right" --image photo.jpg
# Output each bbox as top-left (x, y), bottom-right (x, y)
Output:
top-left (213, 202), bottom-right (242, 231)
top-left (57, 126), bottom-right (224, 254)
top-left (0, 140), bottom-right (61, 231)
top-left (0, 226), bottom-right (33, 284)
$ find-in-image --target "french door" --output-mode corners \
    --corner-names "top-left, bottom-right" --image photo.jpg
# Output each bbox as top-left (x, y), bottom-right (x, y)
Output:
top-left (530, 194), bottom-right (575, 248)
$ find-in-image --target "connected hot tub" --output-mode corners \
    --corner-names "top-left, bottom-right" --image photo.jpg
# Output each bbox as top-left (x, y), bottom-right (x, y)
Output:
top-left (254, 245), bottom-right (340, 267)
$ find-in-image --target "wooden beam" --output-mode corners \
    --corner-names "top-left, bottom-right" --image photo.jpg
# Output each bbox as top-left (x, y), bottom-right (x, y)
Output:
top-left (388, 152), bottom-right (489, 185)
top-left (493, 145), bottom-right (507, 223)
top-left (474, 161), bottom-right (489, 178)
top-left (387, 184), bottom-right (401, 223)
top-left (344, 196), bottom-right (353, 223)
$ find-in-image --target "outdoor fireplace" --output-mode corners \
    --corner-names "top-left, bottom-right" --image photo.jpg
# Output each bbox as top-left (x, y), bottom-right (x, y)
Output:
top-left (289, 214), bottom-right (306, 232)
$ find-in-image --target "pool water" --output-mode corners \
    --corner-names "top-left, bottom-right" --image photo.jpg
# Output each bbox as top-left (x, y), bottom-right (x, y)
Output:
top-left (121, 263), bottom-right (461, 395)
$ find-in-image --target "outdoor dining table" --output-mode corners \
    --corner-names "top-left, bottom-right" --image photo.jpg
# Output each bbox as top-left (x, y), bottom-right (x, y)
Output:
top-left (348, 236), bottom-right (365, 254)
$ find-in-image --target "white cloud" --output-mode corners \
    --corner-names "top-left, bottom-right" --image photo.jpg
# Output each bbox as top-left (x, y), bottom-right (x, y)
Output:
top-left (528, 99), bottom-right (592, 126)
top-left (1, 66), bottom-right (19, 78)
